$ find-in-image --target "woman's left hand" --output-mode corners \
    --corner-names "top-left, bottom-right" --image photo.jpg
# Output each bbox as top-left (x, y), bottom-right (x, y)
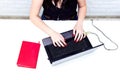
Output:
top-left (73, 22), bottom-right (86, 42)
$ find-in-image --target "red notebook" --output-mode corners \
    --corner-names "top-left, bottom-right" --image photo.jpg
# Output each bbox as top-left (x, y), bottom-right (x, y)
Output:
top-left (17, 41), bottom-right (40, 69)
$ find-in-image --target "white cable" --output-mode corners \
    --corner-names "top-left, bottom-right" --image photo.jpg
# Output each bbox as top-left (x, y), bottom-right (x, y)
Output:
top-left (85, 19), bottom-right (118, 51)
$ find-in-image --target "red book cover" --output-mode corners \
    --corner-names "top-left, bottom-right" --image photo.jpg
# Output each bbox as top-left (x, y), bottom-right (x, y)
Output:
top-left (17, 41), bottom-right (40, 69)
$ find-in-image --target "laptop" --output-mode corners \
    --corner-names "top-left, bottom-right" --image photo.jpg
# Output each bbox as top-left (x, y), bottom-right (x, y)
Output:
top-left (42, 29), bottom-right (103, 65)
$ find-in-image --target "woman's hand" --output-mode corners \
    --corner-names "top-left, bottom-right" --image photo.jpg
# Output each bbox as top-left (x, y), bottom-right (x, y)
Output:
top-left (50, 31), bottom-right (67, 47)
top-left (73, 22), bottom-right (86, 42)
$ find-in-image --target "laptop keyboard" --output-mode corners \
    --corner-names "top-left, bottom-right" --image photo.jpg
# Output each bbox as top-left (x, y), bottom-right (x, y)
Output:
top-left (45, 37), bottom-right (92, 62)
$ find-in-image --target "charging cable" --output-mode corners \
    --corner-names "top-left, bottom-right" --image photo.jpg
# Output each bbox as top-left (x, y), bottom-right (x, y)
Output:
top-left (85, 19), bottom-right (118, 51)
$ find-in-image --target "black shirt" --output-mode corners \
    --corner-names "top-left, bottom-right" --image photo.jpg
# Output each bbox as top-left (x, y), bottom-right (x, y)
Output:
top-left (42, 0), bottom-right (78, 20)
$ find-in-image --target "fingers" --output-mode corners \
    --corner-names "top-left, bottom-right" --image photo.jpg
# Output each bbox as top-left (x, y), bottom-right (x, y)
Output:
top-left (53, 40), bottom-right (67, 47)
top-left (55, 41), bottom-right (66, 47)
top-left (83, 32), bottom-right (87, 38)
top-left (52, 36), bottom-right (67, 47)
top-left (50, 31), bottom-right (67, 47)
top-left (73, 29), bottom-right (86, 42)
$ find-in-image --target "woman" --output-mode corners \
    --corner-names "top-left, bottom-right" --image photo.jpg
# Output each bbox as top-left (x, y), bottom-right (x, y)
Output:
top-left (30, 0), bottom-right (87, 47)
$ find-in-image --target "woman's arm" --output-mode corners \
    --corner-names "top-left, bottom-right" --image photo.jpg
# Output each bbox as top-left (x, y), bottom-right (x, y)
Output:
top-left (30, 0), bottom-right (54, 36)
top-left (77, 0), bottom-right (87, 23)
top-left (73, 0), bottom-right (87, 42)
top-left (30, 0), bottom-right (66, 47)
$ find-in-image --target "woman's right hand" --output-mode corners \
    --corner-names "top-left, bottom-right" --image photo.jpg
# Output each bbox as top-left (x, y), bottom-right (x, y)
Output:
top-left (50, 31), bottom-right (67, 47)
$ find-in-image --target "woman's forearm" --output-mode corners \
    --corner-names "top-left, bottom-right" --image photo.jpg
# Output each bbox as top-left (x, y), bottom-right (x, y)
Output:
top-left (30, 0), bottom-right (55, 36)
top-left (77, 0), bottom-right (87, 24)
top-left (30, 15), bottom-right (55, 36)
top-left (77, 5), bottom-right (87, 23)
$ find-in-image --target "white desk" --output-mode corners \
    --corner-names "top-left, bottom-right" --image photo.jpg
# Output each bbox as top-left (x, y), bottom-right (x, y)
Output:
top-left (0, 19), bottom-right (120, 80)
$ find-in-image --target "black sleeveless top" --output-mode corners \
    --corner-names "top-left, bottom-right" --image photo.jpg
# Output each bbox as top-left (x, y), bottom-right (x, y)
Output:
top-left (42, 0), bottom-right (78, 20)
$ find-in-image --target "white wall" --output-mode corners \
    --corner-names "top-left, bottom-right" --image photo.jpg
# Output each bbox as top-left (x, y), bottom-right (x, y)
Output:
top-left (0, 0), bottom-right (32, 16)
top-left (86, 0), bottom-right (120, 16)
top-left (0, 0), bottom-right (120, 17)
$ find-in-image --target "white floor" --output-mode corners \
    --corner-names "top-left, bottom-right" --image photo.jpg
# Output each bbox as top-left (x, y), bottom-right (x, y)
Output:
top-left (0, 19), bottom-right (120, 80)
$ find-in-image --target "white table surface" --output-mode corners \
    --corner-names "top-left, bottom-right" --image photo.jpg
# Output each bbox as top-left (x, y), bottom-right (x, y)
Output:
top-left (0, 19), bottom-right (120, 80)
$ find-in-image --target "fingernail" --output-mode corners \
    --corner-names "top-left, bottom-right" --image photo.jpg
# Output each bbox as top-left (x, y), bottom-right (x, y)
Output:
top-left (65, 44), bottom-right (67, 46)
top-left (63, 46), bottom-right (65, 47)
top-left (75, 40), bottom-right (78, 43)
top-left (72, 34), bottom-right (75, 37)
top-left (76, 41), bottom-right (78, 43)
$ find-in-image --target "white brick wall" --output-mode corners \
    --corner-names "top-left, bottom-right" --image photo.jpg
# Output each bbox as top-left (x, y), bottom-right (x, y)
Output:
top-left (0, 0), bottom-right (120, 17)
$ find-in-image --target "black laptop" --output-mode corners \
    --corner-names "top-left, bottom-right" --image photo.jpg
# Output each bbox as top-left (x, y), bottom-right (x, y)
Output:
top-left (42, 30), bottom-right (103, 64)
